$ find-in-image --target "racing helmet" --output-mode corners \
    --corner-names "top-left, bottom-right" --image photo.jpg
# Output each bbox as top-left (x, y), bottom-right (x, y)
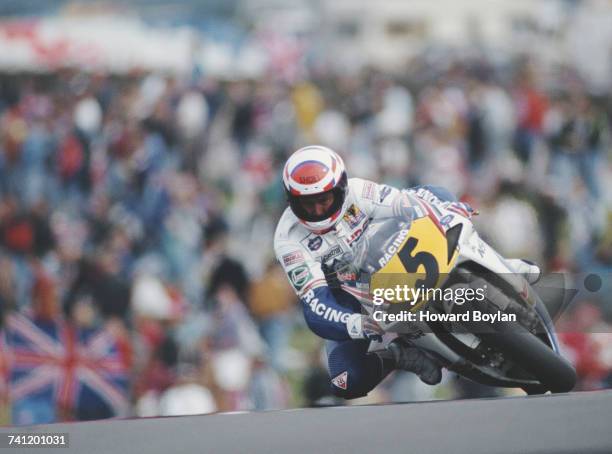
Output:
top-left (282, 145), bottom-right (349, 233)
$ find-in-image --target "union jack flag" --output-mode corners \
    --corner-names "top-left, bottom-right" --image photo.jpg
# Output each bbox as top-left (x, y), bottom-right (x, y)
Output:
top-left (5, 313), bottom-right (130, 423)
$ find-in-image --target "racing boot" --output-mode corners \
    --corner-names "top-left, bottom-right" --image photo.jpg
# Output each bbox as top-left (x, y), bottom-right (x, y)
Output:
top-left (388, 339), bottom-right (442, 385)
top-left (505, 259), bottom-right (541, 284)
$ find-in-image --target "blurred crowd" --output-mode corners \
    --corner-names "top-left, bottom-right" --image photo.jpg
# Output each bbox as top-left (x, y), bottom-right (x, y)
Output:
top-left (0, 50), bottom-right (611, 424)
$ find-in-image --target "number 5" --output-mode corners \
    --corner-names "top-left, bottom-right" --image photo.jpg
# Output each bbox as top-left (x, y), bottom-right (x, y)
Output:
top-left (397, 237), bottom-right (440, 289)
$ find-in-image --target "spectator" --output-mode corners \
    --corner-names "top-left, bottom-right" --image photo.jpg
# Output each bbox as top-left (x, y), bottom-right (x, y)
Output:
top-left (248, 259), bottom-right (298, 371)
top-left (0, 36), bottom-right (609, 421)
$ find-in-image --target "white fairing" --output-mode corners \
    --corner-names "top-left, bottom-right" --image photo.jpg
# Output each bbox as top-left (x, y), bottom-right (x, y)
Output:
top-left (366, 199), bottom-right (559, 362)
top-left (425, 207), bottom-right (560, 355)
top-left (453, 214), bottom-right (537, 308)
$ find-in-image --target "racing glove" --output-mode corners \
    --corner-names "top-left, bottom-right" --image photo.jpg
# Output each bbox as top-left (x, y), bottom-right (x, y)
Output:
top-left (347, 313), bottom-right (384, 341)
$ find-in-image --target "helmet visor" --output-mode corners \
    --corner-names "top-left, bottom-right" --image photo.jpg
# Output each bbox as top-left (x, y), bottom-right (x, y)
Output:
top-left (287, 173), bottom-right (347, 223)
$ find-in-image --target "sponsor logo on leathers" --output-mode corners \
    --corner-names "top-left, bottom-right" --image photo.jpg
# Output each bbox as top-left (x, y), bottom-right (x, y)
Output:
top-left (307, 236), bottom-right (323, 251)
top-left (282, 250), bottom-right (305, 267)
top-left (332, 371), bottom-right (348, 390)
top-left (289, 265), bottom-right (312, 290)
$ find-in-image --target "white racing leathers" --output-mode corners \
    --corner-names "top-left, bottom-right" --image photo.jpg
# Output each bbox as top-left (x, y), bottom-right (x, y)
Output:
top-left (274, 178), bottom-right (411, 340)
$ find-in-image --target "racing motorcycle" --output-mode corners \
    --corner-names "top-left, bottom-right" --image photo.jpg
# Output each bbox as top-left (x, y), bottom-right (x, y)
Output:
top-left (336, 190), bottom-right (576, 394)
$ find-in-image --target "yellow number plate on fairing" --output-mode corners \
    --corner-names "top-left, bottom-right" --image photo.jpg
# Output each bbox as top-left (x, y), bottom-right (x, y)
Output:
top-left (370, 215), bottom-right (458, 311)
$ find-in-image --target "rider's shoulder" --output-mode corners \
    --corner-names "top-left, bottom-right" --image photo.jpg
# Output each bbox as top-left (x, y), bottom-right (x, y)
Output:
top-left (347, 177), bottom-right (381, 202)
top-left (348, 177), bottom-right (399, 208)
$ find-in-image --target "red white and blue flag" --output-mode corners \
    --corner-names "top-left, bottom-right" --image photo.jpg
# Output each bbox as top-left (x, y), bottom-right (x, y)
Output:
top-left (4, 313), bottom-right (130, 423)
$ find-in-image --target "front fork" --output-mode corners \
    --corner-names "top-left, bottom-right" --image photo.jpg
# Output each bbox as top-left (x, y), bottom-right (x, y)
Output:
top-left (457, 224), bottom-right (561, 353)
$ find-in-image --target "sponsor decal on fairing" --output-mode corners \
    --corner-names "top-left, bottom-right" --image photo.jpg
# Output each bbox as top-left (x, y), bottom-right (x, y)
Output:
top-left (439, 214), bottom-right (455, 228)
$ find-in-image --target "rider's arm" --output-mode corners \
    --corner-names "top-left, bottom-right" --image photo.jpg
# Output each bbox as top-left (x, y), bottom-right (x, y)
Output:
top-left (274, 241), bottom-right (359, 341)
top-left (353, 178), bottom-right (473, 220)
top-left (300, 286), bottom-right (359, 340)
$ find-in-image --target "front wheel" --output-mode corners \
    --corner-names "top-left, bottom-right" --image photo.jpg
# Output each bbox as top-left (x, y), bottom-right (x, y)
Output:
top-left (463, 315), bottom-right (576, 393)
top-left (447, 267), bottom-right (576, 393)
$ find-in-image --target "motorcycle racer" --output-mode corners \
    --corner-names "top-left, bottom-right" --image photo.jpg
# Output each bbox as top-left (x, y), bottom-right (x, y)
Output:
top-left (274, 145), bottom-right (539, 399)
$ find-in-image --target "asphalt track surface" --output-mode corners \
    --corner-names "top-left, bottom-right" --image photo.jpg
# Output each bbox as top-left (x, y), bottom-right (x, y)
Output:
top-left (1, 391), bottom-right (611, 454)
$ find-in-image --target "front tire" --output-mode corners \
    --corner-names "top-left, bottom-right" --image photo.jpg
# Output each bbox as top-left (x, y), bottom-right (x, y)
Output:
top-left (449, 267), bottom-right (576, 393)
top-left (465, 316), bottom-right (576, 393)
